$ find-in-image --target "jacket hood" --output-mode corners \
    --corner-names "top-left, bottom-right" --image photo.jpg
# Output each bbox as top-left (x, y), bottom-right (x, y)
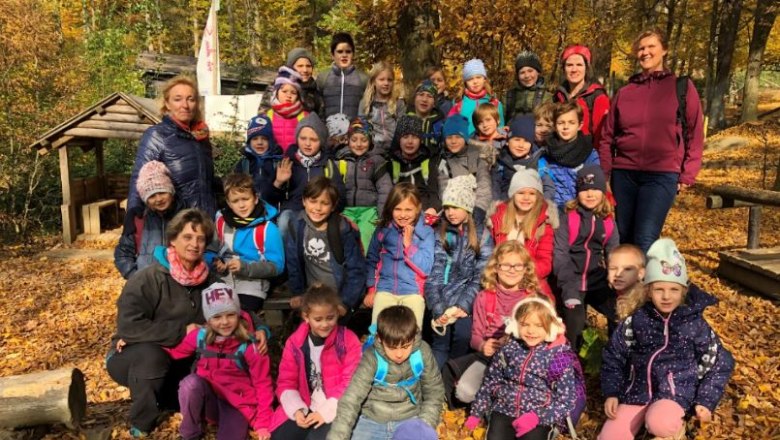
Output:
top-left (153, 245), bottom-right (170, 269)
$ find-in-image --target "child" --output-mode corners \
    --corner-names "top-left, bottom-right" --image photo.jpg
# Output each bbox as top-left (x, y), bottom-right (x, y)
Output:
top-left (533, 102), bottom-right (555, 147)
top-left (538, 101), bottom-right (600, 208)
top-left (608, 244), bottom-right (647, 322)
top-left (169, 283), bottom-right (273, 440)
top-left (267, 66), bottom-right (309, 152)
top-left (115, 160), bottom-right (185, 279)
top-left (488, 169), bottom-right (557, 299)
top-left (271, 285), bottom-right (362, 440)
top-left (326, 305), bottom-right (445, 440)
top-left (425, 175), bottom-right (494, 368)
top-left (286, 47), bottom-right (324, 116)
top-left (365, 183), bottom-right (435, 328)
top-left (466, 296), bottom-right (586, 440)
top-left (599, 238), bottom-right (734, 440)
top-left (234, 114), bottom-right (284, 198)
top-left (318, 32), bottom-right (368, 121)
top-left (503, 50), bottom-right (553, 120)
top-left (492, 115), bottom-right (554, 201)
top-left (214, 173), bottom-right (285, 313)
top-left (408, 79), bottom-right (445, 156)
top-left (335, 117), bottom-right (393, 250)
top-left (286, 177), bottom-right (367, 312)
top-left (387, 115), bottom-right (442, 212)
top-left (359, 61), bottom-right (406, 157)
top-left (262, 113), bottom-right (346, 239)
top-left (441, 241), bottom-right (542, 408)
top-left (436, 114), bottom-right (492, 223)
top-left (426, 65), bottom-right (452, 116)
top-left (468, 103), bottom-right (506, 166)
top-left (448, 58), bottom-right (504, 136)
top-left (553, 165), bottom-right (619, 348)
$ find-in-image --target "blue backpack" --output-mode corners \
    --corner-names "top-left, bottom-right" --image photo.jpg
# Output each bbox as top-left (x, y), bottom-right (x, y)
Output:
top-left (195, 327), bottom-right (254, 373)
top-left (362, 324), bottom-right (426, 405)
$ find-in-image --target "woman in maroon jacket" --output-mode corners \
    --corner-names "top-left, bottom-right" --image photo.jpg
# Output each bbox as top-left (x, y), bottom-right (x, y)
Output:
top-left (597, 29), bottom-right (704, 253)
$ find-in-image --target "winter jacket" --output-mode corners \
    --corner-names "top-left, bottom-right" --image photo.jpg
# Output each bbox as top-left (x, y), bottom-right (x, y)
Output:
top-left (387, 148), bottom-right (442, 211)
top-left (167, 316), bottom-right (274, 432)
top-left (286, 212), bottom-right (367, 309)
top-left (271, 322), bottom-right (362, 431)
top-left (433, 145), bottom-right (492, 214)
top-left (538, 136), bottom-right (600, 206)
top-left (317, 65), bottom-right (369, 120)
top-left (553, 207), bottom-right (619, 303)
top-left (601, 285), bottom-right (734, 413)
top-left (214, 202), bottom-right (284, 300)
top-left (492, 147), bottom-right (555, 201)
top-left (261, 145), bottom-right (346, 213)
top-left (114, 197), bottom-right (187, 279)
top-left (234, 145), bottom-right (284, 197)
top-left (597, 70), bottom-right (704, 185)
top-left (470, 337), bottom-right (586, 432)
top-left (327, 335), bottom-right (444, 439)
top-left (359, 98), bottom-right (406, 157)
top-left (335, 149), bottom-right (392, 211)
top-left (267, 109), bottom-right (309, 153)
top-left (448, 94), bottom-right (505, 137)
top-left (436, 93), bottom-right (453, 117)
top-left (489, 200), bottom-right (558, 299)
top-left (110, 246), bottom-right (219, 349)
top-left (503, 81), bottom-right (553, 120)
top-left (128, 115), bottom-right (220, 217)
top-left (425, 222), bottom-right (494, 318)
top-left (470, 287), bottom-right (536, 352)
top-left (553, 82), bottom-right (610, 148)
top-left (301, 78), bottom-right (325, 117)
top-left (408, 109), bottom-right (445, 156)
top-left (366, 216), bottom-right (435, 295)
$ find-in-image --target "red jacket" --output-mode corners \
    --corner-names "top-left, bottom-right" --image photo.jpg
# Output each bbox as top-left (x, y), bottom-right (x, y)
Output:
top-left (554, 82), bottom-right (610, 147)
top-left (597, 70), bottom-right (704, 185)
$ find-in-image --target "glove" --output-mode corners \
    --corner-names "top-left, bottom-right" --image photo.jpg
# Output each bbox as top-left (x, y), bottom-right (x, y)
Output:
top-left (564, 298), bottom-right (582, 309)
top-left (465, 416), bottom-right (480, 431)
top-left (512, 412), bottom-right (539, 438)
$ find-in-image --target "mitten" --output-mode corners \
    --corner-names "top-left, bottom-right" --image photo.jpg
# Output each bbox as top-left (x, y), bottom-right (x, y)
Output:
top-left (512, 412), bottom-right (539, 437)
top-left (465, 416), bottom-right (481, 431)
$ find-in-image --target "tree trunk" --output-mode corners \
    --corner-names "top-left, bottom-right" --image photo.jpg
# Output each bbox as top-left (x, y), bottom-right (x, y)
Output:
top-left (740, 0), bottom-right (779, 122)
top-left (707, 0), bottom-right (743, 131)
top-left (704, 0), bottom-right (722, 115)
top-left (669, 0), bottom-right (690, 74)
top-left (0, 368), bottom-right (86, 430)
top-left (397, 1), bottom-right (438, 99)
top-left (774, 160), bottom-right (780, 191)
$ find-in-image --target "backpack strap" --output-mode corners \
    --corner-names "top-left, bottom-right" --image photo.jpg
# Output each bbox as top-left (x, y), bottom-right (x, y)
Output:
top-left (253, 222), bottom-right (267, 259)
top-left (325, 159), bottom-right (335, 179)
top-left (484, 289), bottom-right (503, 327)
top-left (676, 76), bottom-right (689, 149)
top-left (567, 210), bottom-right (581, 246)
top-left (133, 215), bottom-right (144, 256)
top-left (216, 215), bottom-right (226, 243)
top-left (338, 159), bottom-right (349, 184)
top-left (581, 87), bottom-right (605, 135)
top-left (372, 349), bottom-right (424, 405)
top-left (467, 146), bottom-right (480, 176)
top-left (533, 86), bottom-right (545, 109)
top-left (421, 159), bottom-right (430, 185)
top-left (327, 215), bottom-right (345, 265)
top-left (391, 160), bottom-right (401, 184)
top-left (195, 327), bottom-right (253, 373)
top-left (603, 216), bottom-right (614, 246)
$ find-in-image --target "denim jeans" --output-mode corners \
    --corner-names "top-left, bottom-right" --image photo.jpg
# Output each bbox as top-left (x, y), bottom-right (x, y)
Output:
top-left (350, 415), bottom-right (404, 440)
top-left (611, 170), bottom-right (679, 254)
top-left (430, 316), bottom-right (473, 369)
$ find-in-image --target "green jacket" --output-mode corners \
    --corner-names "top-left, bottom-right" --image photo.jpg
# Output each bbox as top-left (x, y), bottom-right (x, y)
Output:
top-left (327, 335), bottom-right (444, 439)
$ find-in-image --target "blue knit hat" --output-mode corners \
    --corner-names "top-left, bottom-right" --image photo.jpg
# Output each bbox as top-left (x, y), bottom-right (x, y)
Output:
top-left (442, 114), bottom-right (469, 140)
top-left (508, 115), bottom-right (535, 142)
top-left (462, 59), bottom-right (487, 81)
top-left (246, 114), bottom-right (274, 145)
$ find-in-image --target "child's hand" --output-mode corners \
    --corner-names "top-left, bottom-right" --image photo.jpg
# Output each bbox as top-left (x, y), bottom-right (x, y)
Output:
top-left (305, 411), bottom-right (325, 429)
top-left (115, 339), bottom-right (126, 353)
top-left (214, 259), bottom-right (227, 273)
top-left (695, 404), bottom-right (712, 423)
top-left (254, 330), bottom-right (268, 355)
top-left (482, 338), bottom-right (500, 357)
top-left (402, 225), bottom-right (414, 248)
top-left (363, 289), bottom-right (376, 308)
top-left (604, 397), bottom-right (619, 419)
top-left (294, 409), bottom-right (309, 428)
top-left (255, 428), bottom-right (270, 440)
top-left (274, 158), bottom-right (293, 187)
top-left (436, 314), bottom-right (450, 325)
top-left (226, 258), bottom-right (242, 273)
top-left (290, 296), bottom-right (303, 309)
top-left (453, 307), bottom-right (468, 318)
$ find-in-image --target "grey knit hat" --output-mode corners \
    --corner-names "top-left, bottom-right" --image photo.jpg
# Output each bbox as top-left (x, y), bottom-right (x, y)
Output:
top-left (442, 174), bottom-right (477, 213)
top-left (645, 238), bottom-right (689, 286)
top-left (508, 168), bottom-right (543, 198)
top-left (296, 113), bottom-right (329, 147)
top-left (286, 47), bottom-right (315, 68)
top-left (202, 282), bottom-right (241, 321)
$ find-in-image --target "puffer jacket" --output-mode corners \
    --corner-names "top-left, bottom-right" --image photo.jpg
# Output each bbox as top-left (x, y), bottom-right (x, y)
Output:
top-left (359, 98), bottom-right (406, 157)
top-left (301, 78), bottom-right (325, 117)
top-left (271, 322), bottom-right (362, 431)
top-left (387, 147), bottom-right (442, 211)
top-left (538, 135), bottom-right (600, 207)
top-left (425, 221), bottom-right (494, 318)
top-left (434, 145), bottom-right (492, 215)
top-left (366, 216), bottom-right (435, 295)
top-left (114, 197), bottom-right (187, 279)
top-left (503, 80), bottom-right (553, 120)
top-left (335, 149), bottom-right (392, 210)
top-left (128, 115), bottom-right (220, 217)
top-left (267, 109), bottom-right (309, 153)
top-left (470, 336), bottom-right (586, 433)
top-left (234, 144), bottom-right (284, 197)
top-left (492, 147), bottom-right (555, 201)
top-left (553, 82), bottom-right (610, 147)
top-left (327, 335), bottom-right (444, 439)
top-left (601, 285), bottom-right (734, 413)
top-left (318, 65), bottom-right (369, 120)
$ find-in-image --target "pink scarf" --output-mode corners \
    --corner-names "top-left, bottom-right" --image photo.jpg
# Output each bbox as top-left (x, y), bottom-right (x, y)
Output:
top-left (272, 99), bottom-right (304, 119)
top-left (464, 88), bottom-right (488, 100)
top-left (167, 246), bottom-right (209, 286)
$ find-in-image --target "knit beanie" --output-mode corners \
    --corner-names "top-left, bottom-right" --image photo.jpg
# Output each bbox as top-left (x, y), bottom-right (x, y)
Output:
top-left (575, 165), bottom-right (607, 193)
top-left (273, 65), bottom-right (303, 96)
top-left (507, 168), bottom-right (543, 198)
top-left (395, 115), bottom-right (424, 139)
top-left (325, 113), bottom-right (351, 138)
top-left (296, 113), bottom-right (329, 147)
top-left (246, 114), bottom-right (274, 145)
top-left (202, 282), bottom-right (241, 321)
top-left (561, 45), bottom-right (592, 65)
top-left (442, 114), bottom-right (469, 141)
top-left (393, 418), bottom-right (437, 440)
top-left (415, 79), bottom-right (438, 97)
top-left (462, 58), bottom-right (488, 81)
top-left (505, 296), bottom-right (565, 342)
top-left (644, 238), bottom-right (689, 286)
top-left (286, 47), bottom-right (315, 68)
top-left (507, 115), bottom-right (535, 142)
top-left (136, 160), bottom-right (175, 202)
top-left (442, 174), bottom-right (477, 213)
top-left (515, 50), bottom-right (543, 74)
top-left (347, 116), bottom-right (373, 138)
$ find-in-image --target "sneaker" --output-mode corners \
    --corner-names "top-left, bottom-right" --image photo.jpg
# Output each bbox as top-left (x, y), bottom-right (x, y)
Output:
top-left (129, 427), bottom-right (148, 438)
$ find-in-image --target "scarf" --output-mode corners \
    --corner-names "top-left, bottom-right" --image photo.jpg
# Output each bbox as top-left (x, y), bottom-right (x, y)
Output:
top-left (167, 246), bottom-right (209, 286)
top-left (222, 203), bottom-right (267, 228)
top-left (546, 137), bottom-right (594, 168)
top-left (295, 149), bottom-right (322, 169)
top-left (169, 116), bottom-right (210, 141)
top-left (272, 98), bottom-right (304, 119)
top-left (464, 88), bottom-right (488, 100)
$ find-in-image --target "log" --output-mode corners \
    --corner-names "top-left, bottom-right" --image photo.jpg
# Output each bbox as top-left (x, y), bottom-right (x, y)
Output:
top-left (92, 112), bottom-right (150, 123)
top-left (104, 104), bottom-right (142, 115)
top-left (711, 185), bottom-right (780, 207)
top-left (0, 368), bottom-right (86, 429)
top-left (63, 128), bottom-right (144, 140)
top-left (76, 120), bottom-right (151, 133)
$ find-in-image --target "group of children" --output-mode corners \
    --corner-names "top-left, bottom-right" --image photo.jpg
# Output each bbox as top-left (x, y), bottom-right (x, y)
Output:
top-left (113, 32), bottom-right (733, 440)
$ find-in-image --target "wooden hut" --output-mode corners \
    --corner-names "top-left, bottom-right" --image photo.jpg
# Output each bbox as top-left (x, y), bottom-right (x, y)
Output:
top-left (28, 92), bottom-right (161, 244)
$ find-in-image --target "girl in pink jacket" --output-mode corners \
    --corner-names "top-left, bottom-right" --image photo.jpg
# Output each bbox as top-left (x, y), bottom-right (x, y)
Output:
top-left (169, 283), bottom-right (274, 440)
top-left (270, 284), bottom-right (362, 440)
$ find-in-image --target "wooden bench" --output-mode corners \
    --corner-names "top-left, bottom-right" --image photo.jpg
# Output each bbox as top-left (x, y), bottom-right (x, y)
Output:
top-left (81, 199), bottom-right (118, 235)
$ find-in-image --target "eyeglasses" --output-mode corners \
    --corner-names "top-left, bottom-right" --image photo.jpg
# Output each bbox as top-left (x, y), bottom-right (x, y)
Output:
top-left (498, 263), bottom-right (525, 272)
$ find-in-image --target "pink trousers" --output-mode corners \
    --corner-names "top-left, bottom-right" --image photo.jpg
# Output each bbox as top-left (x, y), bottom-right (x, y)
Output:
top-left (598, 399), bottom-right (685, 440)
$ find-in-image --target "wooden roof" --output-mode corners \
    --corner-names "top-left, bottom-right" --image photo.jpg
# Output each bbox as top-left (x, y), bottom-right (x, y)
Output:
top-left (137, 52), bottom-right (276, 89)
top-left (29, 92), bottom-right (161, 155)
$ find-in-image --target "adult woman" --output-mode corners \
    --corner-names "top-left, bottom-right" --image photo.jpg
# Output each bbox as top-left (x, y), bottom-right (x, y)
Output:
top-left (106, 209), bottom-right (218, 436)
top-left (127, 76), bottom-right (220, 217)
top-left (597, 29), bottom-right (703, 253)
top-left (553, 45), bottom-right (610, 147)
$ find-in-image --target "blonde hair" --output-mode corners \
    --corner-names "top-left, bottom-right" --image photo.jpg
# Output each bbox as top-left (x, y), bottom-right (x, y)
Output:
top-left (565, 194), bottom-right (614, 218)
top-left (439, 210), bottom-right (479, 254)
top-left (205, 317), bottom-right (252, 345)
top-left (361, 61), bottom-right (401, 115)
top-left (514, 295), bottom-right (555, 332)
top-left (159, 75), bottom-right (203, 122)
top-left (481, 241), bottom-right (539, 292)
top-left (472, 103), bottom-right (500, 127)
top-left (533, 102), bottom-right (555, 123)
top-left (502, 192), bottom-right (545, 240)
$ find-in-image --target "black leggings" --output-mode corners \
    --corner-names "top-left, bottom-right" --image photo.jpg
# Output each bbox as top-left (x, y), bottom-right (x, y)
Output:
top-left (271, 419), bottom-right (330, 440)
top-left (487, 412), bottom-right (553, 440)
top-left (559, 286), bottom-right (616, 350)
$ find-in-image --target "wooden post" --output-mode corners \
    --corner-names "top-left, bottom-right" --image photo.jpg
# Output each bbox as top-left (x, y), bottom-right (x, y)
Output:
top-left (95, 140), bottom-right (106, 199)
top-left (0, 368), bottom-right (86, 430)
top-left (748, 206), bottom-right (762, 249)
top-left (59, 146), bottom-right (76, 244)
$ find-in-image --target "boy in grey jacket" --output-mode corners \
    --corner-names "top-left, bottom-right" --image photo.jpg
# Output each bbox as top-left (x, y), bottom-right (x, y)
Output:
top-left (327, 306), bottom-right (444, 440)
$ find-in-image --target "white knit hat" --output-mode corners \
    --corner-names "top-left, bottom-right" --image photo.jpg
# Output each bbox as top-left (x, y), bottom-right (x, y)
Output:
top-left (136, 160), bottom-right (175, 202)
top-left (507, 168), bottom-right (543, 198)
top-left (442, 175), bottom-right (477, 213)
top-left (644, 238), bottom-right (689, 286)
top-left (202, 282), bottom-right (241, 321)
top-left (505, 296), bottom-right (565, 342)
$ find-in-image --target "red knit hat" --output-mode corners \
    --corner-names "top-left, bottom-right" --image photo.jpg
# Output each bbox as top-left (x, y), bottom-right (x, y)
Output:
top-left (561, 45), bottom-right (592, 65)
top-left (136, 160), bottom-right (175, 202)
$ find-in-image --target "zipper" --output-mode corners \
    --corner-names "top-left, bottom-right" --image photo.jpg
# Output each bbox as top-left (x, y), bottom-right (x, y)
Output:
top-left (667, 371), bottom-right (676, 396)
top-left (646, 313), bottom-right (671, 400)
top-left (626, 365), bottom-right (636, 394)
top-left (514, 345), bottom-right (536, 413)
top-left (339, 70), bottom-right (345, 114)
top-left (580, 215), bottom-right (596, 291)
top-left (352, 159), bottom-right (359, 206)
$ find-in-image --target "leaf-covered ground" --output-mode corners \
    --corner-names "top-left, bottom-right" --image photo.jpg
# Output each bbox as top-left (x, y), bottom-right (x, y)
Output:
top-left (0, 122), bottom-right (778, 439)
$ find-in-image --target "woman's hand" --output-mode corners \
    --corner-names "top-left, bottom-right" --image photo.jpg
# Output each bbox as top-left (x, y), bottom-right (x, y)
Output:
top-left (305, 411), bottom-right (326, 429)
top-left (604, 397), bottom-right (619, 419)
top-left (695, 405), bottom-right (712, 423)
top-left (274, 158), bottom-right (293, 188)
top-left (254, 330), bottom-right (268, 355)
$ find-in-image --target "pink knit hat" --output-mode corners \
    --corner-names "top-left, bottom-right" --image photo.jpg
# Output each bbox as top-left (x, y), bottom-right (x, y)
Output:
top-left (136, 160), bottom-right (175, 202)
top-left (561, 45), bottom-right (592, 65)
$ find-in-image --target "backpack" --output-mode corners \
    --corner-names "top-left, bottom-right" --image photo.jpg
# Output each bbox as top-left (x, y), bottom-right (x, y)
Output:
top-left (580, 87), bottom-right (607, 136)
top-left (195, 327), bottom-right (254, 373)
top-left (133, 215), bottom-right (144, 256)
top-left (216, 215), bottom-right (267, 258)
top-left (567, 210), bottom-right (614, 246)
top-left (505, 85), bottom-right (546, 120)
top-left (482, 289), bottom-right (508, 329)
top-left (675, 76), bottom-right (690, 149)
top-left (391, 159), bottom-right (430, 185)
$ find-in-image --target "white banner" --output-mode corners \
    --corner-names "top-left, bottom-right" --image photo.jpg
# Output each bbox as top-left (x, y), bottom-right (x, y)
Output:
top-left (196, 0), bottom-right (220, 96)
top-left (204, 95), bottom-right (264, 134)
